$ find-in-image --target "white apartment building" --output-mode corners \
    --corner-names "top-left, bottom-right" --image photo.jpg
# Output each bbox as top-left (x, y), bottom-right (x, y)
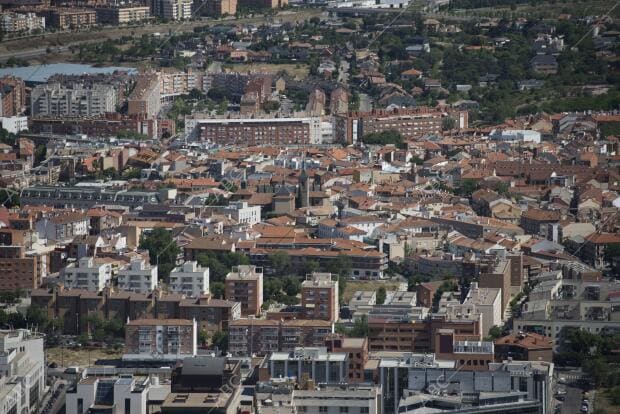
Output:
top-left (0, 116), bottom-right (28, 134)
top-left (0, 329), bottom-right (45, 414)
top-left (61, 257), bottom-right (112, 292)
top-left (117, 258), bottom-right (158, 294)
top-left (169, 261), bottom-right (209, 297)
top-left (462, 282), bottom-right (502, 336)
top-left (224, 201), bottom-right (261, 226)
top-left (35, 212), bottom-right (89, 243)
top-left (150, 0), bottom-right (192, 20)
top-left (30, 82), bottom-right (118, 117)
top-left (0, 12), bottom-right (45, 33)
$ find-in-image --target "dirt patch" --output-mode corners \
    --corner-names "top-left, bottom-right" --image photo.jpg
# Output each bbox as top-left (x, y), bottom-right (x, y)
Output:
top-left (47, 347), bottom-right (123, 368)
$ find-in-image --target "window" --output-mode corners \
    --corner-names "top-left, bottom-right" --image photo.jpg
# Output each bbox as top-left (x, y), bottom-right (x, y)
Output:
top-left (340, 408), bottom-right (349, 413)
top-left (125, 398), bottom-right (131, 414)
top-left (319, 407), bottom-right (328, 413)
top-left (361, 408), bottom-right (369, 414)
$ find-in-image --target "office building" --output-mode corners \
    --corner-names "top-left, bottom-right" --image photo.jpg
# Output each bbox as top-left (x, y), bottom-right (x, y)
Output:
top-left (260, 347), bottom-right (348, 383)
top-left (44, 8), bottom-right (97, 29)
top-left (301, 273), bottom-right (339, 322)
top-left (123, 318), bottom-right (197, 361)
top-left (61, 257), bottom-right (112, 292)
top-left (31, 82), bottom-right (117, 117)
top-left (169, 261), bottom-right (209, 298)
top-left (223, 201), bottom-right (261, 226)
top-left (225, 265), bottom-right (263, 317)
top-left (293, 385), bottom-right (381, 414)
top-left (66, 375), bottom-right (169, 414)
top-left (117, 258), bottom-right (158, 294)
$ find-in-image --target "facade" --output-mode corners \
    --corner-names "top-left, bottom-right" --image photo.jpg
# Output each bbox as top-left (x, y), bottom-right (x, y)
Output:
top-left (123, 318), bottom-right (197, 360)
top-left (301, 273), bottom-right (339, 322)
top-left (0, 76), bottom-right (26, 117)
top-left (461, 282), bottom-right (502, 336)
top-left (293, 385), bottom-right (381, 414)
top-left (35, 212), bottom-right (89, 243)
top-left (31, 82), bottom-right (117, 117)
top-left (0, 246), bottom-right (41, 292)
top-left (478, 258), bottom-right (511, 314)
top-left (45, 8), bottom-right (97, 29)
top-left (66, 376), bottom-right (163, 414)
top-left (205, 0), bottom-right (237, 16)
top-left (228, 319), bottom-right (333, 356)
top-left (0, 12), bottom-right (45, 33)
top-left (343, 107), bottom-right (467, 144)
top-left (61, 257), bottom-right (112, 292)
top-left (324, 334), bottom-right (369, 383)
top-left (262, 347), bottom-right (348, 383)
top-left (169, 261), bottom-right (210, 298)
top-left (0, 329), bottom-right (45, 414)
top-left (128, 74), bottom-right (161, 118)
top-left (150, 0), bottom-right (193, 20)
top-left (186, 115), bottom-right (330, 146)
top-left (494, 332), bottom-right (553, 363)
top-left (21, 185), bottom-right (162, 209)
top-left (95, 6), bottom-right (151, 25)
top-left (225, 265), bottom-right (263, 317)
top-left (117, 258), bottom-right (158, 294)
top-left (224, 201), bottom-right (261, 226)
top-left (0, 116), bottom-right (28, 134)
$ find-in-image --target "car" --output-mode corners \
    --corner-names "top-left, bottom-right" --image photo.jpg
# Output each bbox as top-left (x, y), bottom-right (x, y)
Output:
top-left (48, 362), bottom-right (58, 368)
top-left (556, 395), bottom-right (565, 401)
top-left (558, 376), bottom-right (567, 384)
top-left (556, 388), bottom-right (566, 395)
top-left (582, 399), bottom-right (590, 404)
top-left (581, 405), bottom-right (588, 413)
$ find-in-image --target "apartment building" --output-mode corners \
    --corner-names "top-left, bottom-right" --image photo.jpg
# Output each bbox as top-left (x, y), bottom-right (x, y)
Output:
top-left (21, 185), bottom-right (163, 209)
top-left (186, 115), bottom-right (329, 146)
top-left (0, 76), bottom-right (26, 117)
top-left (460, 282), bottom-right (502, 336)
top-left (205, 0), bottom-right (237, 16)
top-left (123, 318), bottom-right (197, 360)
top-left (494, 332), bottom-right (553, 363)
top-left (117, 258), bottom-right (158, 294)
top-left (248, 247), bottom-right (388, 279)
top-left (223, 201), bottom-right (261, 226)
top-left (45, 8), bottom-right (97, 29)
top-left (169, 261), bottom-right (209, 298)
top-left (225, 265), bottom-right (263, 317)
top-left (128, 74), bottom-right (161, 118)
top-left (301, 272), bottom-right (339, 322)
top-left (324, 333), bottom-right (369, 383)
top-left (31, 82), bottom-right (117, 117)
top-left (0, 329), bottom-right (45, 414)
top-left (95, 5), bottom-right (150, 25)
top-left (61, 257), bottom-right (112, 292)
top-left (478, 258), bottom-right (511, 313)
top-left (0, 12), bottom-right (45, 33)
top-left (228, 319), bottom-right (333, 356)
top-left (34, 211), bottom-right (89, 243)
top-left (159, 68), bottom-right (202, 99)
top-left (0, 246), bottom-right (41, 292)
top-left (342, 107), bottom-right (467, 144)
top-left (150, 0), bottom-right (192, 20)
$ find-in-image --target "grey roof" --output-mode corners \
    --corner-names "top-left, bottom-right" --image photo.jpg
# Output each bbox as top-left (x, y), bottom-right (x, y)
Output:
top-left (181, 356), bottom-right (226, 376)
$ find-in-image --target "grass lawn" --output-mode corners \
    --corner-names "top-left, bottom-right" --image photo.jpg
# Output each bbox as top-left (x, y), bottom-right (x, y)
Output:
top-left (47, 347), bottom-right (123, 368)
top-left (342, 280), bottom-right (405, 303)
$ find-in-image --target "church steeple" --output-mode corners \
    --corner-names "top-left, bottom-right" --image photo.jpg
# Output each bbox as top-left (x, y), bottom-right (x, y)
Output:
top-left (297, 156), bottom-right (310, 208)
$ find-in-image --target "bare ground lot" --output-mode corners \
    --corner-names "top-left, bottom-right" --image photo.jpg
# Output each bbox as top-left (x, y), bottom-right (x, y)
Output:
top-left (47, 347), bottom-right (123, 368)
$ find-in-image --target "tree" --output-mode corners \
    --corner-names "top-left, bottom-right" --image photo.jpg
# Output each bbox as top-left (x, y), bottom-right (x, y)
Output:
top-left (327, 254), bottom-right (352, 280)
top-left (270, 251), bottom-right (291, 275)
top-left (582, 357), bottom-right (609, 387)
top-left (363, 130), bottom-right (404, 148)
top-left (139, 228), bottom-right (181, 280)
top-left (376, 287), bottom-right (387, 305)
top-left (487, 325), bottom-right (503, 339)
top-left (283, 276), bottom-right (301, 297)
top-left (442, 117), bottom-right (457, 131)
top-left (198, 329), bottom-right (208, 345)
top-left (304, 260), bottom-right (320, 275)
top-left (212, 330), bottom-right (228, 352)
top-left (349, 315), bottom-right (369, 337)
top-left (458, 179), bottom-right (479, 197)
top-left (34, 145), bottom-right (47, 166)
top-left (211, 281), bottom-right (225, 299)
